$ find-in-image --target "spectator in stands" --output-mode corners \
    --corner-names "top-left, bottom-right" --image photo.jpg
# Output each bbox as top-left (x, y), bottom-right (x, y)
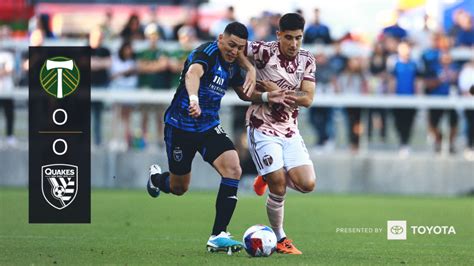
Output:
top-left (448, 9), bottom-right (465, 40)
top-left (253, 16), bottom-right (271, 42)
top-left (453, 10), bottom-right (474, 47)
top-left (381, 11), bottom-right (408, 55)
top-left (421, 33), bottom-right (450, 80)
top-left (303, 8), bottom-right (332, 44)
top-left (448, 9), bottom-right (474, 47)
top-left (19, 29), bottom-right (45, 86)
top-left (168, 26), bottom-right (196, 89)
top-left (268, 13), bottom-right (281, 41)
top-left (410, 14), bottom-right (435, 51)
top-left (172, 8), bottom-right (210, 41)
top-left (136, 23), bottom-right (169, 149)
top-left (246, 17), bottom-right (258, 41)
top-left (90, 27), bottom-right (112, 147)
top-left (120, 14), bottom-right (145, 41)
top-left (425, 52), bottom-right (459, 154)
top-left (100, 10), bottom-right (115, 40)
top-left (110, 41), bottom-right (138, 150)
top-left (308, 52), bottom-right (335, 150)
top-left (0, 48), bottom-right (16, 147)
top-left (335, 57), bottom-right (368, 152)
top-left (388, 41), bottom-right (421, 157)
top-left (368, 42), bottom-right (389, 143)
top-left (328, 41), bottom-right (348, 75)
top-left (145, 6), bottom-right (167, 41)
top-left (382, 13), bottom-right (408, 41)
top-left (37, 13), bottom-right (55, 38)
top-left (210, 6), bottom-right (236, 38)
top-left (458, 59), bottom-right (474, 160)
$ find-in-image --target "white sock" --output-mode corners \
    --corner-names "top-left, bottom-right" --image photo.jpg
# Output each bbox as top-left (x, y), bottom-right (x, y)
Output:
top-left (266, 192), bottom-right (286, 241)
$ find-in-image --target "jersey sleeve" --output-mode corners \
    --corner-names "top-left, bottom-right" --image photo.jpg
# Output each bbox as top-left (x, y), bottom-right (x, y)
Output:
top-left (189, 51), bottom-right (215, 73)
top-left (246, 41), bottom-right (267, 60)
top-left (304, 53), bottom-right (316, 82)
top-left (229, 66), bottom-right (245, 88)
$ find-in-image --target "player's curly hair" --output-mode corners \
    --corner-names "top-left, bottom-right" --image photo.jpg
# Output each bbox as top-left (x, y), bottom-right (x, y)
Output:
top-left (279, 13), bottom-right (305, 31)
top-left (224, 21), bottom-right (248, 40)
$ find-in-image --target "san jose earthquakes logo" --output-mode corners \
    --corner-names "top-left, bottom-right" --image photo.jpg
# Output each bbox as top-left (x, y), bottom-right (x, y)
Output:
top-left (41, 164), bottom-right (78, 210)
top-left (173, 147), bottom-right (183, 162)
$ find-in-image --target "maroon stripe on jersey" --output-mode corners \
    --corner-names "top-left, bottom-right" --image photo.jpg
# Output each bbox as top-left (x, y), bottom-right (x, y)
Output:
top-left (303, 77), bottom-right (315, 82)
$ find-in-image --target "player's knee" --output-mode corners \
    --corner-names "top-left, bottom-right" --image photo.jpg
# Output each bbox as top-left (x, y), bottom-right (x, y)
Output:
top-left (268, 181), bottom-right (286, 196)
top-left (223, 164), bottom-right (242, 179)
top-left (171, 185), bottom-right (188, 196)
top-left (300, 178), bottom-right (316, 193)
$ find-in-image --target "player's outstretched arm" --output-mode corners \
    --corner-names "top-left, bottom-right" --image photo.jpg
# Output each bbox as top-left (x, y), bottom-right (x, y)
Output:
top-left (185, 63), bottom-right (205, 118)
top-left (289, 80), bottom-right (315, 108)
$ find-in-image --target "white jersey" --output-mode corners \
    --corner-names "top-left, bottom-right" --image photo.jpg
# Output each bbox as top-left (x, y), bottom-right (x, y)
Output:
top-left (245, 41), bottom-right (316, 138)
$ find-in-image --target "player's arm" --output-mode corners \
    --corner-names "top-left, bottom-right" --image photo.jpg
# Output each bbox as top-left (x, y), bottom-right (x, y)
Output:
top-left (185, 63), bottom-right (205, 118)
top-left (290, 80), bottom-right (315, 108)
top-left (234, 85), bottom-right (296, 108)
top-left (237, 52), bottom-right (256, 97)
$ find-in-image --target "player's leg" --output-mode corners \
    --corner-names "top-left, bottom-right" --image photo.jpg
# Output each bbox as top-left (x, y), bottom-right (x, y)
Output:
top-left (264, 168), bottom-right (287, 240)
top-left (265, 169), bottom-right (302, 255)
top-left (448, 109), bottom-right (459, 154)
top-left (428, 109), bottom-right (443, 153)
top-left (283, 133), bottom-right (316, 193)
top-left (247, 127), bottom-right (301, 253)
top-left (286, 165), bottom-right (316, 193)
top-left (247, 127), bottom-right (275, 196)
top-left (203, 125), bottom-right (243, 253)
top-left (147, 124), bottom-right (196, 197)
top-left (247, 126), bottom-right (287, 231)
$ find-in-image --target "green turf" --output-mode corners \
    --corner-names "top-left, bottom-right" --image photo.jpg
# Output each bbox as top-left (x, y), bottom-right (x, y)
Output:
top-left (0, 188), bottom-right (473, 265)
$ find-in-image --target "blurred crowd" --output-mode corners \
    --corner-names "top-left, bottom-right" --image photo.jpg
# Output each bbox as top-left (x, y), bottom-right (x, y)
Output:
top-left (0, 6), bottom-right (473, 161)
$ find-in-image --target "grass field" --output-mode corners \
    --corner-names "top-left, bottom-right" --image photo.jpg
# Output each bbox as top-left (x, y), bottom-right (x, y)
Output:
top-left (0, 188), bottom-right (473, 265)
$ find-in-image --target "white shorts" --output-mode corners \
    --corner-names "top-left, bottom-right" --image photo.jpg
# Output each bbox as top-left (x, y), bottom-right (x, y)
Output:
top-left (247, 127), bottom-right (313, 176)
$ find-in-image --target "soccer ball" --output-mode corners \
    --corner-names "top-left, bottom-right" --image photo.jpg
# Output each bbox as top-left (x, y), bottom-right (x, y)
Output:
top-left (243, 224), bottom-right (277, 257)
top-left (52, 186), bottom-right (65, 198)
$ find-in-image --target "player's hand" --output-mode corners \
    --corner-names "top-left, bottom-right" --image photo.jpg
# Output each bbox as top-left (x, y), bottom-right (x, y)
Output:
top-left (243, 68), bottom-right (256, 97)
top-left (188, 100), bottom-right (202, 118)
top-left (268, 89), bottom-right (296, 108)
top-left (257, 80), bottom-right (280, 92)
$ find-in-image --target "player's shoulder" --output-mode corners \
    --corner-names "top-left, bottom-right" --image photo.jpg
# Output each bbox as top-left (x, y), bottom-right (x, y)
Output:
top-left (298, 48), bottom-right (315, 61)
top-left (195, 41), bottom-right (219, 57)
top-left (249, 40), bottom-right (278, 53)
top-left (298, 48), bottom-right (316, 68)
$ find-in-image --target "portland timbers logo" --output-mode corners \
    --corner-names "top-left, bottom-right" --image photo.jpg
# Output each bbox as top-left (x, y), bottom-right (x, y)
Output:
top-left (40, 57), bottom-right (80, 99)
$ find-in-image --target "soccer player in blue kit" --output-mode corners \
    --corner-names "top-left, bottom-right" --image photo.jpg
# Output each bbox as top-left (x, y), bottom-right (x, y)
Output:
top-left (146, 22), bottom-right (256, 253)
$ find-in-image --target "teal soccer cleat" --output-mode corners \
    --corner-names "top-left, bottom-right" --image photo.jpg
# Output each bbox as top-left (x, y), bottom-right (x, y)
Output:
top-left (206, 232), bottom-right (243, 255)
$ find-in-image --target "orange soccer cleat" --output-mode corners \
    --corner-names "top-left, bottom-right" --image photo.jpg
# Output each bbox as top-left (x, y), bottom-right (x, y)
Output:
top-left (253, 175), bottom-right (267, 196)
top-left (276, 238), bottom-right (302, 255)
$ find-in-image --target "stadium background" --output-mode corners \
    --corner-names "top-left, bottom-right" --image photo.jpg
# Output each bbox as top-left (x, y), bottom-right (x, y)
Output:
top-left (0, 0), bottom-right (473, 264)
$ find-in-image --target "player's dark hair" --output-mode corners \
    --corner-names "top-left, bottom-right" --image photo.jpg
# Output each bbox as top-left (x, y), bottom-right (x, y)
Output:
top-left (279, 13), bottom-right (305, 31)
top-left (224, 21), bottom-right (248, 40)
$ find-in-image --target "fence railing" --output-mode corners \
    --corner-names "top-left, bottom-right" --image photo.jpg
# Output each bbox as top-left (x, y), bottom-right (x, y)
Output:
top-left (2, 88), bottom-right (473, 109)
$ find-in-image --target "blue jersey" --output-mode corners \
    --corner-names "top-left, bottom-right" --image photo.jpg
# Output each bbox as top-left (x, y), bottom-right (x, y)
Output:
top-left (164, 41), bottom-right (245, 132)
top-left (392, 59), bottom-right (418, 95)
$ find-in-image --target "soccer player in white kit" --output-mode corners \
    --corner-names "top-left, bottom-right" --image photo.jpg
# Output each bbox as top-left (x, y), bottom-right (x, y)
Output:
top-left (241, 13), bottom-right (317, 254)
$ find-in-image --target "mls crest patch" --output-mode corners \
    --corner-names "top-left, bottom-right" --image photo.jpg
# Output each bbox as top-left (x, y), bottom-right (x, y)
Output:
top-left (42, 164), bottom-right (78, 210)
